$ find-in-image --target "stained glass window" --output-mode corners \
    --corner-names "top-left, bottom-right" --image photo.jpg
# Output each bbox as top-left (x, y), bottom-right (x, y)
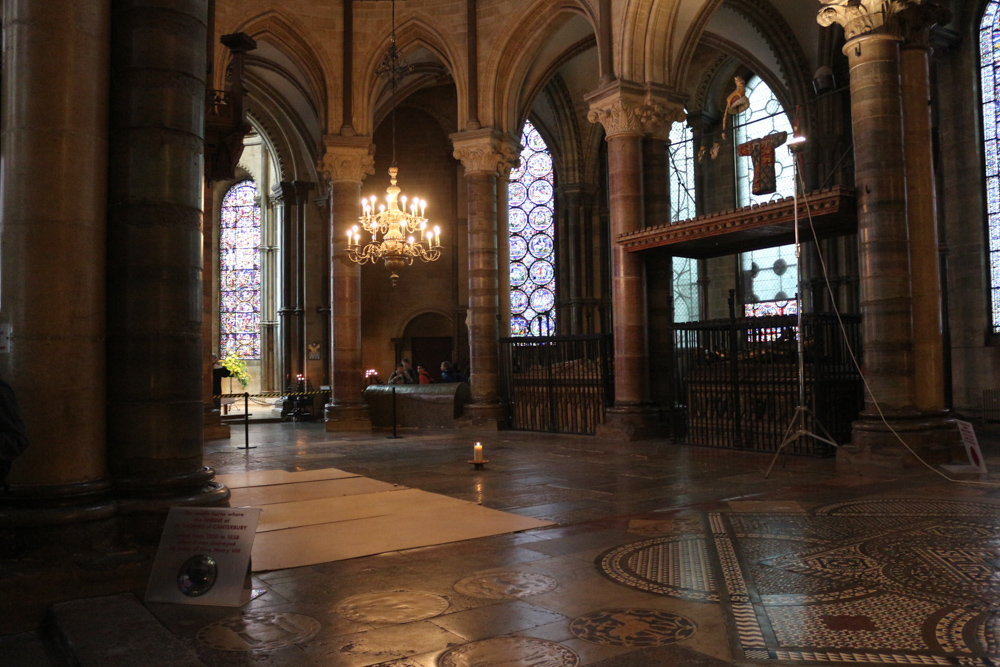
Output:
top-left (735, 76), bottom-right (797, 317)
top-left (981, 2), bottom-right (1000, 332)
top-left (220, 180), bottom-right (262, 359)
top-left (509, 120), bottom-right (556, 336)
top-left (668, 118), bottom-right (699, 322)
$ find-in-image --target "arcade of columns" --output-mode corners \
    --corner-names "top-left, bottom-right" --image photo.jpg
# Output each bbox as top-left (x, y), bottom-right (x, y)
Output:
top-left (0, 0), bottom-right (958, 526)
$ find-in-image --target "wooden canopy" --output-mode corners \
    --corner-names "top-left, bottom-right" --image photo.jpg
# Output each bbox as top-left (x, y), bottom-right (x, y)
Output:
top-left (617, 186), bottom-right (856, 259)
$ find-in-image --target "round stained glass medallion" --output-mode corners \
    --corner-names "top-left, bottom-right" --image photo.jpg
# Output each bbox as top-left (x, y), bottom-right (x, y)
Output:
top-left (529, 235), bottom-right (553, 259)
top-left (511, 316), bottom-right (528, 336)
top-left (528, 180), bottom-right (553, 205)
top-left (509, 208), bottom-right (527, 233)
top-left (529, 206), bottom-right (551, 232)
top-left (526, 152), bottom-right (552, 178)
top-left (510, 263), bottom-right (528, 287)
top-left (527, 129), bottom-right (546, 151)
top-left (509, 182), bottom-right (527, 207)
top-left (510, 236), bottom-right (527, 261)
top-left (530, 261), bottom-right (554, 286)
top-left (510, 290), bottom-right (528, 314)
top-left (530, 289), bottom-right (554, 312)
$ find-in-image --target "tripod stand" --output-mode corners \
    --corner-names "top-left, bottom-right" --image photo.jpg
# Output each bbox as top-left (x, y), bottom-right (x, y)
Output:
top-left (764, 140), bottom-right (839, 478)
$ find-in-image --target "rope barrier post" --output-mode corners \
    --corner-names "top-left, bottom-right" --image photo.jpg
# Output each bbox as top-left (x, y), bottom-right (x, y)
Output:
top-left (240, 391), bottom-right (256, 450)
top-left (388, 385), bottom-right (402, 439)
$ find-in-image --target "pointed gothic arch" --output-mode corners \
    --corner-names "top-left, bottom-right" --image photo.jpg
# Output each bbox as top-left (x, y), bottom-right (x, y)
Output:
top-left (356, 16), bottom-right (465, 137)
top-left (219, 9), bottom-right (333, 131)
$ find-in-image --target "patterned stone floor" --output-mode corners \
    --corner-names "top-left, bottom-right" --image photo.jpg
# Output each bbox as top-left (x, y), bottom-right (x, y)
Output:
top-left (712, 498), bottom-right (1000, 664)
top-left (8, 423), bottom-right (1000, 666)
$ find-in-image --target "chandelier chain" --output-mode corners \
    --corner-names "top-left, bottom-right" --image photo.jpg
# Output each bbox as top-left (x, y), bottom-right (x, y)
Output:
top-left (345, 0), bottom-right (442, 286)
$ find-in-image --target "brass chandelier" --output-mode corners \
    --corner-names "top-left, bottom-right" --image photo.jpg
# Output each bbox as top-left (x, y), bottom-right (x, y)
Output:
top-left (346, 0), bottom-right (441, 286)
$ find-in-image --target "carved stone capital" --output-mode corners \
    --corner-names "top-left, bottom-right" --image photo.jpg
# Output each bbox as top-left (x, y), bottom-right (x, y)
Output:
top-left (817, 0), bottom-right (922, 41)
top-left (585, 80), bottom-right (687, 140)
top-left (317, 135), bottom-right (375, 184)
top-left (898, 2), bottom-right (952, 49)
top-left (451, 128), bottom-right (520, 176)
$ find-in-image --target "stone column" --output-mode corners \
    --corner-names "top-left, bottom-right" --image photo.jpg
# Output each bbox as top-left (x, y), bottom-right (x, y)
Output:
top-left (0, 0), bottom-right (113, 516)
top-left (105, 0), bottom-right (226, 506)
top-left (274, 181), bottom-right (298, 388)
top-left (643, 135), bottom-right (675, 423)
top-left (202, 184), bottom-right (229, 441)
top-left (818, 0), bottom-right (954, 463)
top-left (293, 181), bottom-right (313, 380)
top-left (586, 81), bottom-right (684, 439)
top-left (451, 129), bottom-right (519, 421)
top-left (320, 137), bottom-right (374, 431)
top-left (900, 4), bottom-right (950, 415)
top-left (497, 173), bottom-right (512, 338)
top-left (557, 185), bottom-right (600, 335)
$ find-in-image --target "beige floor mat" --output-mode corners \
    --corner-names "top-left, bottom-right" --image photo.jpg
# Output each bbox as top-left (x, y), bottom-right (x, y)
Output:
top-left (224, 468), bottom-right (553, 571)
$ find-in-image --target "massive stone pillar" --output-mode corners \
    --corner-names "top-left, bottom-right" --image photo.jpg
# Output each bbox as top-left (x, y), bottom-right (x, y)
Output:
top-left (0, 0), bottom-right (113, 516)
top-left (320, 137), bottom-right (375, 430)
top-left (818, 0), bottom-right (955, 463)
top-left (586, 81), bottom-right (685, 440)
top-left (451, 129), bottom-right (519, 422)
top-left (900, 4), bottom-right (951, 414)
top-left (105, 0), bottom-right (226, 506)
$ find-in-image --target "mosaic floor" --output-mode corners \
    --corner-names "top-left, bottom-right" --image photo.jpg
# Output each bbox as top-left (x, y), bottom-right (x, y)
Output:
top-left (600, 498), bottom-right (1000, 664)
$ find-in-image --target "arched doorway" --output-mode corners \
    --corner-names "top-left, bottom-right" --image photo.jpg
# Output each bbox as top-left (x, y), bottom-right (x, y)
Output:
top-left (401, 312), bottom-right (454, 380)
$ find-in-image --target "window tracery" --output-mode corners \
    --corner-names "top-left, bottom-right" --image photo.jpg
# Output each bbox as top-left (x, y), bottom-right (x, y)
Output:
top-left (509, 120), bottom-right (556, 336)
top-left (219, 180), bottom-right (262, 359)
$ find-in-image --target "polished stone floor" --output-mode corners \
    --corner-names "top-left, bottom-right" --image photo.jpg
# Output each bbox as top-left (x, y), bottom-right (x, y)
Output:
top-left (8, 422), bottom-right (1000, 666)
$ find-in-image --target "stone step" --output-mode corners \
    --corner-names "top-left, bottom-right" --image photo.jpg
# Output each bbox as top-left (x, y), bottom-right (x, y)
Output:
top-left (49, 593), bottom-right (207, 667)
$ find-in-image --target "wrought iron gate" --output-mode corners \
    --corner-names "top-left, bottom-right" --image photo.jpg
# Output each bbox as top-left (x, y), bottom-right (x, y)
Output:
top-left (671, 314), bottom-right (863, 455)
top-left (499, 335), bottom-right (614, 434)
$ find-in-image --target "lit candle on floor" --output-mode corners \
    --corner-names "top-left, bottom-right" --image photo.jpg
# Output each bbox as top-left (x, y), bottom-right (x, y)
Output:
top-left (474, 442), bottom-right (483, 462)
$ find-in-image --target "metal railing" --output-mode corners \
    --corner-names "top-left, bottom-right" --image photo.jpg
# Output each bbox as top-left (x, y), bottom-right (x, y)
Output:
top-left (670, 314), bottom-right (863, 455)
top-left (499, 334), bottom-right (614, 435)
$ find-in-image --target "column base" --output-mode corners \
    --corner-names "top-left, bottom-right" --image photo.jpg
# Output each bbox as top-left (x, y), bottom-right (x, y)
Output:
top-left (837, 410), bottom-right (960, 473)
top-left (0, 477), bottom-right (116, 527)
top-left (455, 402), bottom-right (503, 429)
top-left (324, 403), bottom-right (372, 432)
top-left (596, 405), bottom-right (661, 441)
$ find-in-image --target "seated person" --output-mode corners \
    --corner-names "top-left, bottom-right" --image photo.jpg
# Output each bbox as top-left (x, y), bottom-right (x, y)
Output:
top-left (387, 363), bottom-right (408, 385)
top-left (439, 361), bottom-right (468, 383)
top-left (417, 365), bottom-right (435, 384)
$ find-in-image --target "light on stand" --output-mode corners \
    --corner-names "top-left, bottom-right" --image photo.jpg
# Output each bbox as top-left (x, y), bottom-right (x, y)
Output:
top-left (764, 134), bottom-right (840, 477)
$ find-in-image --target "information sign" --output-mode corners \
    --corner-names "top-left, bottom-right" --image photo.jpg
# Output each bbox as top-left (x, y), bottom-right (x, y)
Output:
top-left (146, 506), bottom-right (261, 607)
